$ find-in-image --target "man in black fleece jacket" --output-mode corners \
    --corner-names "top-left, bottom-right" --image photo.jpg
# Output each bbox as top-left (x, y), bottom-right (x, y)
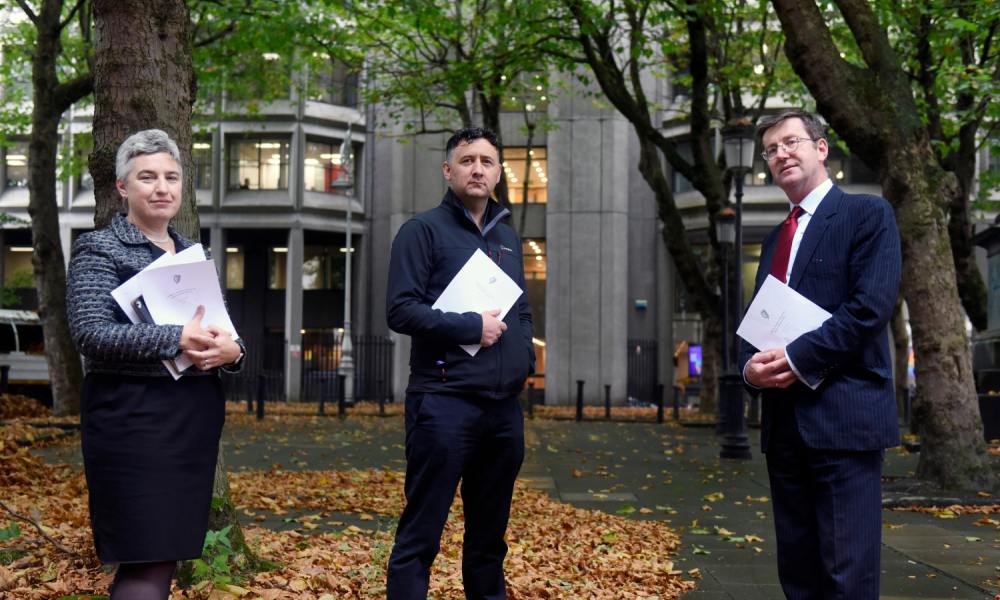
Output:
top-left (385, 126), bottom-right (534, 600)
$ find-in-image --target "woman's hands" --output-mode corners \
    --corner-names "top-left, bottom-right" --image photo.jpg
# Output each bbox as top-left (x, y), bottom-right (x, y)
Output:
top-left (179, 306), bottom-right (243, 371)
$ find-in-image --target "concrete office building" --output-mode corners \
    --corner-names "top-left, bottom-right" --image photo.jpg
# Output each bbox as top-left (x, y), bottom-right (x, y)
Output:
top-left (3, 69), bottom-right (997, 405)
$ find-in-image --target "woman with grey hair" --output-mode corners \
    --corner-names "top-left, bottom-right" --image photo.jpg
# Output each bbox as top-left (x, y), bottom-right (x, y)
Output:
top-left (67, 129), bottom-right (245, 600)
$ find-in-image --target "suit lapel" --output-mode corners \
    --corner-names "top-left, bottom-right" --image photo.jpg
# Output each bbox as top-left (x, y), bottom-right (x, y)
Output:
top-left (788, 185), bottom-right (843, 290)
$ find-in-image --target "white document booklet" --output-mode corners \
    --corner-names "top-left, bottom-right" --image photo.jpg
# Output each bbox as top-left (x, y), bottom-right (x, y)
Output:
top-left (431, 249), bottom-right (524, 357)
top-left (736, 275), bottom-right (832, 389)
top-left (112, 244), bottom-right (207, 378)
top-left (111, 245), bottom-right (237, 379)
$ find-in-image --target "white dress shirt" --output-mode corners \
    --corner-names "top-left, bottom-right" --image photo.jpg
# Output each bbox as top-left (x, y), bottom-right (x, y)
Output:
top-left (746, 178), bottom-right (833, 389)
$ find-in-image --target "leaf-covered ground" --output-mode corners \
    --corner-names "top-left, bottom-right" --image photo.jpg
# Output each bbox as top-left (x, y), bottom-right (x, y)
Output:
top-left (1, 421), bottom-right (697, 599)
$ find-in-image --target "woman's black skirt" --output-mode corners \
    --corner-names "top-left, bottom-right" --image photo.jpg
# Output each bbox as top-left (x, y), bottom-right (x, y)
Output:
top-left (81, 372), bottom-right (226, 564)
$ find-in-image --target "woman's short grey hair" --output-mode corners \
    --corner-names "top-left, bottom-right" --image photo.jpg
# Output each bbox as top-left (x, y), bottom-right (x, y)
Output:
top-left (116, 129), bottom-right (182, 183)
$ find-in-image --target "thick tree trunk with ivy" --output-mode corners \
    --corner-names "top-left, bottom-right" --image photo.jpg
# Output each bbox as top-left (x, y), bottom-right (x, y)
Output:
top-left (26, 0), bottom-right (91, 416)
top-left (772, 0), bottom-right (993, 491)
top-left (90, 0), bottom-right (198, 233)
top-left (90, 0), bottom-right (267, 566)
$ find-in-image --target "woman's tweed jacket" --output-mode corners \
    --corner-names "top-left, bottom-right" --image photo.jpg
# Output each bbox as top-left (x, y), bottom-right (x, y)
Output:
top-left (67, 213), bottom-right (245, 378)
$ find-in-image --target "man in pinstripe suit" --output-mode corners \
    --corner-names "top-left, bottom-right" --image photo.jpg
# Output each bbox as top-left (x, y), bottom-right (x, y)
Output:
top-left (740, 109), bottom-right (901, 599)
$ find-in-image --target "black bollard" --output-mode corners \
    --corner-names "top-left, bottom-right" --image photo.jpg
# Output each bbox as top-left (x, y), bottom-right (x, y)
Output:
top-left (379, 394), bottom-right (386, 415)
top-left (256, 374), bottom-right (265, 421)
top-left (318, 393), bottom-right (325, 415)
top-left (656, 383), bottom-right (664, 424)
top-left (527, 382), bottom-right (535, 419)
top-left (605, 385), bottom-right (611, 420)
top-left (338, 374), bottom-right (347, 416)
top-left (246, 387), bottom-right (253, 413)
top-left (673, 386), bottom-right (681, 421)
top-left (1, 365), bottom-right (10, 395)
top-left (576, 380), bottom-right (584, 422)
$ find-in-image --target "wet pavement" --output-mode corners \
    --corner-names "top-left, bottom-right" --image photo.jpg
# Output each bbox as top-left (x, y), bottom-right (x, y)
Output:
top-left (36, 410), bottom-right (1000, 599)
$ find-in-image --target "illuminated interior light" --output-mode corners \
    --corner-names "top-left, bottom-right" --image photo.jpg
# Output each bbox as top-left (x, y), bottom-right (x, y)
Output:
top-left (10, 247), bottom-right (32, 252)
top-left (273, 247), bottom-right (288, 253)
top-left (532, 337), bottom-right (546, 347)
top-left (535, 256), bottom-right (542, 261)
top-left (533, 162), bottom-right (539, 166)
top-left (757, 172), bottom-right (766, 179)
top-left (226, 247), bottom-right (238, 253)
top-left (304, 159), bottom-right (319, 165)
top-left (836, 171), bottom-right (844, 179)
top-left (193, 143), bottom-right (211, 150)
top-left (541, 178), bottom-right (548, 182)
top-left (339, 248), bottom-right (356, 253)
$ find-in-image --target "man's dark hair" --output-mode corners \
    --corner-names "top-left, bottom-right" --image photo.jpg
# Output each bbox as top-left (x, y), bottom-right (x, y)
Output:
top-left (445, 126), bottom-right (501, 163)
top-left (756, 109), bottom-right (828, 168)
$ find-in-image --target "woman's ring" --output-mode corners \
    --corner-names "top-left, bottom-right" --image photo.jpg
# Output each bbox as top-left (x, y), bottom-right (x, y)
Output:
top-left (205, 359), bottom-right (209, 367)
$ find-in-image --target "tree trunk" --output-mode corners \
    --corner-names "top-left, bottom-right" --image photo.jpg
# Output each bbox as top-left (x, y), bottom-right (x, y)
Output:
top-left (91, 0), bottom-right (198, 234)
top-left (699, 310), bottom-right (720, 416)
top-left (518, 120), bottom-right (535, 238)
top-left (480, 93), bottom-right (513, 212)
top-left (771, 0), bottom-right (993, 491)
top-left (29, 0), bottom-right (91, 416)
top-left (890, 295), bottom-right (909, 417)
top-left (91, 0), bottom-right (265, 564)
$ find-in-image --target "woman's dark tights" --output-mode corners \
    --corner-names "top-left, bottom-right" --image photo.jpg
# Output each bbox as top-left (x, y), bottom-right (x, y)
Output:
top-left (109, 561), bottom-right (176, 600)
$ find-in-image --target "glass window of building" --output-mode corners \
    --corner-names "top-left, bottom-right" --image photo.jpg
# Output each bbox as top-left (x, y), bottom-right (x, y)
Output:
top-left (226, 246), bottom-right (244, 290)
top-left (308, 59), bottom-right (359, 107)
top-left (194, 141), bottom-right (213, 189)
top-left (229, 139), bottom-right (289, 190)
top-left (268, 245), bottom-right (352, 290)
top-left (304, 141), bottom-right (346, 193)
top-left (4, 142), bottom-right (29, 188)
top-left (75, 134), bottom-right (95, 191)
top-left (523, 239), bottom-right (546, 279)
top-left (4, 246), bottom-right (34, 288)
top-left (503, 147), bottom-right (547, 204)
top-left (522, 239), bottom-right (546, 389)
top-left (269, 246), bottom-right (287, 289)
top-left (302, 245), bottom-right (349, 290)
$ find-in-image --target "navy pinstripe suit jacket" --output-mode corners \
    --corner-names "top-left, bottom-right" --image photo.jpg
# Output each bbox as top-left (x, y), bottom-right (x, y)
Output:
top-left (739, 184), bottom-right (902, 452)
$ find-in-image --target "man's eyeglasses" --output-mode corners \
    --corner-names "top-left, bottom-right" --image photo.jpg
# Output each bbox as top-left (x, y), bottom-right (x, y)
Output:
top-left (761, 137), bottom-right (818, 162)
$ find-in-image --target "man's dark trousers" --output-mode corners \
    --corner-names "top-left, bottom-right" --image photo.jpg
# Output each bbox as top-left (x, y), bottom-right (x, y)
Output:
top-left (767, 402), bottom-right (884, 599)
top-left (386, 392), bottom-right (524, 600)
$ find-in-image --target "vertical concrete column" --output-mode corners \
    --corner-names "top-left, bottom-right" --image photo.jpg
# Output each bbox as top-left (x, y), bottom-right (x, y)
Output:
top-left (657, 227), bottom-right (675, 395)
top-left (210, 226), bottom-right (228, 288)
top-left (60, 227), bottom-right (72, 270)
top-left (284, 227), bottom-right (304, 401)
top-left (211, 127), bottom-right (223, 208)
top-left (545, 99), bottom-right (630, 405)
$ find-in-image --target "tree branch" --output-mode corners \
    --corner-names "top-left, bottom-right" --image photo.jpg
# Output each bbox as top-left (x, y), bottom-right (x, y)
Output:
top-left (58, 0), bottom-right (88, 30)
top-left (0, 499), bottom-right (77, 556)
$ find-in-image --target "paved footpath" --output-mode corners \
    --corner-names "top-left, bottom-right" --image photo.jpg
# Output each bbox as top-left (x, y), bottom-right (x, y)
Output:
top-left (38, 411), bottom-right (1000, 599)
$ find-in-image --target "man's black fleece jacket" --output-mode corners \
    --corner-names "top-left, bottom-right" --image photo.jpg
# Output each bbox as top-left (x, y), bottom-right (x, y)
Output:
top-left (386, 189), bottom-right (535, 400)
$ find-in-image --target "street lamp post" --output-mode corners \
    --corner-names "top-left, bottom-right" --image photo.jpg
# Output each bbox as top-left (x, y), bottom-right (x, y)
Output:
top-left (715, 208), bottom-right (736, 436)
top-left (719, 115), bottom-right (756, 460)
top-left (331, 126), bottom-right (355, 406)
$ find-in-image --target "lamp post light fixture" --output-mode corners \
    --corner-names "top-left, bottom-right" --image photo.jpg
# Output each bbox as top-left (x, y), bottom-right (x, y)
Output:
top-left (331, 125), bottom-right (355, 407)
top-left (719, 115), bottom-right (756, 460)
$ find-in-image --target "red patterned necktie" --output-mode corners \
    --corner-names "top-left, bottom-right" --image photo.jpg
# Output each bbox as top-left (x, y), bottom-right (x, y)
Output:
top-left (770, 206), bottom-right (805, 284)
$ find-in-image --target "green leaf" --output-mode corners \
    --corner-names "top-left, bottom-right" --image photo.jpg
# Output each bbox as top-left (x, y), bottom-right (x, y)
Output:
top-left (966, 536), bottom-right (982, 542)
top-left (617, 504), bottom-right (636, 515)
top-left (693, 547), bottom-right (711, 555)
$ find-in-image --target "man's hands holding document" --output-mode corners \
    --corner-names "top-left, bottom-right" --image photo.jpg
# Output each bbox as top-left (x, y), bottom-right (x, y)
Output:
top-left (179, 305), bottom-right (242, 370)
top-left (480, 309), bottom-right (507, 347)
top-left (745, 347), bottom-right (797, 389)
